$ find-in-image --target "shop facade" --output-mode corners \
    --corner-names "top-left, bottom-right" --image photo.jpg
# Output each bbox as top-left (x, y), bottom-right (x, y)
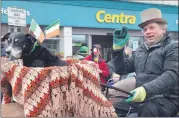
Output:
top-left (1, 1), bottom-right (178, 60)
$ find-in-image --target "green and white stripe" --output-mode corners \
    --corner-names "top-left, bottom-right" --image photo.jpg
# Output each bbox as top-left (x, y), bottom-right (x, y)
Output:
top-left (44, 19), bottom-right (60, 38)
top-left (29, 19), bottom-right (45, 43)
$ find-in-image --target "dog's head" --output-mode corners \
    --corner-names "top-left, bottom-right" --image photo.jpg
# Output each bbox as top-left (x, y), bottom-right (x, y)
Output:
top-left (1, 32), bottom-right (37, 60)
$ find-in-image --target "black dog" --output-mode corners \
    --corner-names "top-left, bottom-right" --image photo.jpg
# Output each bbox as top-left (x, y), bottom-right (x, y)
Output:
top-left (1, 32), bottom-right (67, 67)
top-left (1, 32), bottom-right (68, 100)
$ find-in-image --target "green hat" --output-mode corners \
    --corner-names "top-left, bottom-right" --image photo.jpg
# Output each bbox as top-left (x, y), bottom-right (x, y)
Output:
top-left (79, 46), bottom-right (89, 54)
top-left (113, 26), bottom-right (129, 50)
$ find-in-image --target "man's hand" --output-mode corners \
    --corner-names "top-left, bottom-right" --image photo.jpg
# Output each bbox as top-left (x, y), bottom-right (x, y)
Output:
top-left (113, 26), bottom-right (129, 51)
top-left (126, 86), bottom-right (147, 103)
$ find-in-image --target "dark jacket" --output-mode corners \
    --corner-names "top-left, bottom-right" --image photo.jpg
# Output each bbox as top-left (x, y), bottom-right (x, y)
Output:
top-left (110, 33), bottom-right (179, 107)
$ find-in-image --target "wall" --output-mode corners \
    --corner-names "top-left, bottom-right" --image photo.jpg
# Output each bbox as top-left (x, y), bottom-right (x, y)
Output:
top-left (1, 1), bottom-right (178, 31)
top-left (1, 24), bottom-right (9, 36)
top-left (27, 1), bottom-right (178, 14)
top-left (60, 27), bottom-right (72, 58)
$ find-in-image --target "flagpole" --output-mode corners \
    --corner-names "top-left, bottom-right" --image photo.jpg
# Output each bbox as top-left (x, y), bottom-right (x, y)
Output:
top-left (28, 19), bottom-right (33, 34)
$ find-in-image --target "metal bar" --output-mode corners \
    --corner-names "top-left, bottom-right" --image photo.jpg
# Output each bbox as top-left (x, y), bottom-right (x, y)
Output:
top-left (100, 83), bottom-right (133, 96)
top-left (108, 95), bottom-right (128, 99)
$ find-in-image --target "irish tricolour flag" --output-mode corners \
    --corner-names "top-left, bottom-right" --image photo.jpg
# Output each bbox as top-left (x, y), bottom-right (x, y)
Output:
top-left (29, 19), bottom-right (45, 43)
top-left (44, 19), bottom-right (60, 38)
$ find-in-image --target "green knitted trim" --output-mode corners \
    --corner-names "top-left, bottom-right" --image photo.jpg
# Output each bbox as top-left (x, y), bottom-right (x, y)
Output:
top-left (28, 41), bottom-right (39, 55)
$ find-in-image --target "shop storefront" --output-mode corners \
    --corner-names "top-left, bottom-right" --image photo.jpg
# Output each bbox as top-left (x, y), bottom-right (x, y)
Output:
top-left (1, 1), bottom-right (178, 60)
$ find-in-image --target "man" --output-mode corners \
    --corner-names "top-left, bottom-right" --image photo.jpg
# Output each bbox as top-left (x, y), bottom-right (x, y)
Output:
top-left (110, 8), bottom-right (178, 117)
top-left (78, 44), bottom-right (89, 58)
top-left (73, 44), bottom-right (89, 60)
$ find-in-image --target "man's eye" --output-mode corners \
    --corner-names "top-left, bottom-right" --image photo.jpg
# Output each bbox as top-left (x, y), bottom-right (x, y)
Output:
top-left (149, 26), bottom-right (154, 30)
top-left (142, 28), bottom-right (147, 32)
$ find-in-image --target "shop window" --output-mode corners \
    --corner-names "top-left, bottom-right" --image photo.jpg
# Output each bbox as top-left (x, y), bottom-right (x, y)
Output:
top-left (172, 36), bottom-right (178, 41)
top-left (8, 26), bottom-right (23, 33)
top-left (127, 36), bottom-right (143, 51)
top-left (17, 27), bottom-right (22, 32)
top-left (72, 35), bottom-right (88, 55)
top-left (42, 39), bottom-right (60, 54)
top-left (10, 27), bottom-right (14, 33)
top-left (169, 32), bottom-right (178, 41)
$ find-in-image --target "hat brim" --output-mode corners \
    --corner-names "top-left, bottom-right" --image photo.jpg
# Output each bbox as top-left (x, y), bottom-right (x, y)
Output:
top-left (138, 18), bottom-right (167, 28)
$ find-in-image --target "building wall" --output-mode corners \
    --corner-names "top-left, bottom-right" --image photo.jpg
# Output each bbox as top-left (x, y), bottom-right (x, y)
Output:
top-left (1, 1), bottom-right (178, 31)
top-left (1, 24), bottom-right (8, 36)
top-left (1, 1), bottom-right (178, 58)
top-left (21, 1), bottom-right (178, 13)
top-left (131, 0), bottom-right (178, 6)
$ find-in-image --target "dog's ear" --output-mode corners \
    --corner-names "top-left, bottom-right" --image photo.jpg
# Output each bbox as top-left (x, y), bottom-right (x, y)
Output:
top-left (25, 33), bottom-right (32, 39)
top-left (1, 32), bottom-right (11, 42)
top-left (25, 33), bottom-right (37, 43)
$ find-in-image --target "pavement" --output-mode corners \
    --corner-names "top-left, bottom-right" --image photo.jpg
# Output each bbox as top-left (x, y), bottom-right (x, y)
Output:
top-left (1, 103), bottom-right (25, 117)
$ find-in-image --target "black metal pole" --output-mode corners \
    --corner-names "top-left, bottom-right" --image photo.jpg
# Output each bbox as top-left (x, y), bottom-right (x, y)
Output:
top-left (100, 83), bottom-right (133, 96)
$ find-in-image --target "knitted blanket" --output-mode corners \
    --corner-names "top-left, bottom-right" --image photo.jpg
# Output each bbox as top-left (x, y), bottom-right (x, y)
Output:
top-left (1, 57), bottom-right (117, 117)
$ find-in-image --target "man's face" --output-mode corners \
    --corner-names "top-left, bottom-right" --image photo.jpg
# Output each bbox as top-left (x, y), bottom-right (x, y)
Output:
top-left (142, 22), bottom-right (165, 46)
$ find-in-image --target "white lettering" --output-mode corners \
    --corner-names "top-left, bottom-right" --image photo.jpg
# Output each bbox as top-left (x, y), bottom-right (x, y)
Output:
top-left (1, 7), bottom-right (30, 16)
top-left (26, 11), bottom-right (30, 16)
top-left (176, 20), bottom-right (178, 25)
top-left (1, 8), bottom-right (3, 14)
top-left (4, 8), bottom-right (8, 14)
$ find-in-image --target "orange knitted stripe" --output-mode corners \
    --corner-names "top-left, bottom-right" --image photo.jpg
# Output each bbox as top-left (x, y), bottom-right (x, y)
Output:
top-left (24, 69), bottom-right (50, 102)
top-left (75, 64), bottom-right (100, 87)
top-left (13, 67), bottom-right (30, 96)
top-left (27, 91), bottom-right (50, 117)
top-left (50, 77), bottom-right (61, 88)
top-left (5, 65), bottom-right (18, 82)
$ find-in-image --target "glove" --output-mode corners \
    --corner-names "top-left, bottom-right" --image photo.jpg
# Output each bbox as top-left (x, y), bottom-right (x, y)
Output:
top-left (126, 86), bottom-right (147, 103)
top-left (113, 26), bottom-right (129, 50)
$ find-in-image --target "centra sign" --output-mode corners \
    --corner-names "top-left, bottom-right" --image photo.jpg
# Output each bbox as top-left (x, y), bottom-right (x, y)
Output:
top-left (96, 10), bottom-right (136, 24)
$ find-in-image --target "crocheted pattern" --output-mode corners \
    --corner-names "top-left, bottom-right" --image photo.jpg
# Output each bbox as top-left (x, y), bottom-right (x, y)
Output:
top-left (1, 57), bottom-right (117, 117)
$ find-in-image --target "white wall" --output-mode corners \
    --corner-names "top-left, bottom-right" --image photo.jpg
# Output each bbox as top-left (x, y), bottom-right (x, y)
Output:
top-left (60, 27), bottom-right (72, 58)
